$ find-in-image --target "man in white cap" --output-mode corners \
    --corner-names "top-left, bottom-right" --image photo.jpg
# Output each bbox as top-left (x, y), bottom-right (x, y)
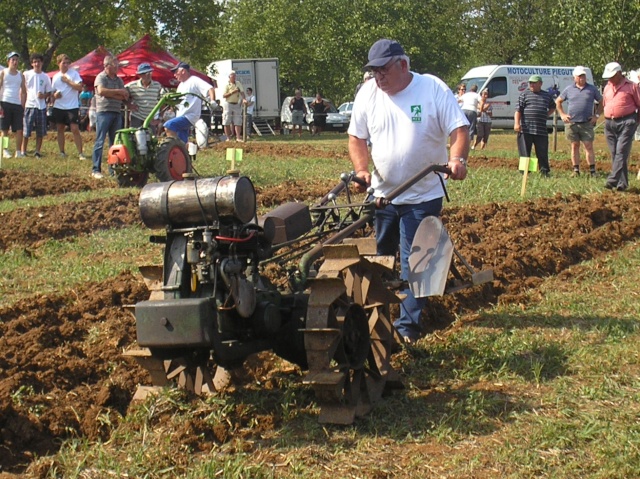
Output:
top-left (556, 66), bottom-right (603, 177)
top-left (0, 52), bottom-right (27, 158)
top-left (126, 62), bottom-right (164, 129)
top-left (349, 38), bottom-right (469, 344)
top-left (601, 61), bottom-right (640, 191)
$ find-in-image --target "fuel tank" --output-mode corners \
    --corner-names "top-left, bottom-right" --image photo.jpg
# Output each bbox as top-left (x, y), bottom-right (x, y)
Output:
top-left (139, 176), bottom-right (257, 229)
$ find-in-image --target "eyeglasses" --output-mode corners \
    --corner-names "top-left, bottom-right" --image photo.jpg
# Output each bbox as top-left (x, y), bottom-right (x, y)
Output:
top-left (370, 58), bottom-right (401, 77)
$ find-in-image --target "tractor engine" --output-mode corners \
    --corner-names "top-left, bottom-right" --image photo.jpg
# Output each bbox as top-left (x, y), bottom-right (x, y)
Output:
top-left (133, 175), bottom-right (310, 381)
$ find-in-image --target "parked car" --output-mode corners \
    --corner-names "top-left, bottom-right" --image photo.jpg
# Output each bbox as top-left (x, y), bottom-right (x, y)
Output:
top-left (280, 97), bottom-right (349, 133)
top-left (338, 102), bottom-right (354, 120)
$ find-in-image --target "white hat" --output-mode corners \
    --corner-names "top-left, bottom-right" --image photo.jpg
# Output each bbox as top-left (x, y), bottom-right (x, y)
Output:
top-left (572, 66), bottom-right (587, 77)
top-left (602, 62), bottom-right (622, 79)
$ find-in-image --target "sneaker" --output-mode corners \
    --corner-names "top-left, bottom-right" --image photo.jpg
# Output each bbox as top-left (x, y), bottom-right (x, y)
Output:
top-left (59, 152), bottom-right (67, 158)
top-left (570, 170), bottom-right (580, 178)
top-left (34, 151), bottom-right (42, 158)
top-left (541, 170), bottom-right (550, 177)
top-left (78, 153), bottom-right (87, 160)
top-left (14, 151), bottom-right (25, 158)
top-left (91, 171), bottom-right (104, 179)
top-left (2, 149), bottom-right (11, 159)
top-left (590, 170), bottom-right (597, 178)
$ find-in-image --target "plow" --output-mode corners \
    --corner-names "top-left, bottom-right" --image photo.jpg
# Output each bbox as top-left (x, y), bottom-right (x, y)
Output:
top-left (124, 164), bottom-right (492, 424)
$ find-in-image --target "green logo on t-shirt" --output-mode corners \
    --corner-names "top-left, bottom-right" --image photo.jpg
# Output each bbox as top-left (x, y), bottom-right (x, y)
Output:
top-left (411, 104), bottom-right (422, 122)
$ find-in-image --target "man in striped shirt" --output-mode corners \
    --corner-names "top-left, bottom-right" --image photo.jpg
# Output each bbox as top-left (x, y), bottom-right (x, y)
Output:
top-left (126, 63), bottom-right (164, 129)
top-left (514, 75), bottom-right (556, 176)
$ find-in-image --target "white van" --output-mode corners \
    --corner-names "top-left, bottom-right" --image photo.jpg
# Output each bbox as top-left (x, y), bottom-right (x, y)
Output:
top-left (460, 65), bottom-right (595, 129)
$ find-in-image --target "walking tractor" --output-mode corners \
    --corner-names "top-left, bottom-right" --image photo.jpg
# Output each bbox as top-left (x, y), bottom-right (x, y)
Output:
top-left (107, 92), bottom-right (199, 188)
top-left (124, 164), bottom-right (493, 424)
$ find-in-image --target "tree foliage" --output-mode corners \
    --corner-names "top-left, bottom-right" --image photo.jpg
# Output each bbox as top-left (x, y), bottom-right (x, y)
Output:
top-left (218, 0), bottom-right (467, 103)
top-left (549, 0), bottom-right (640, 76)
top-left (0, 0), bottom-right (638, 100)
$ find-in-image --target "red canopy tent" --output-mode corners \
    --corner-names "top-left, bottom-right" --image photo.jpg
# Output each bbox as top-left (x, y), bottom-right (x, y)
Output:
top-left (116, 34), bottom-right (211, 88)
top-left (47, 36), bottom-right (212, 90)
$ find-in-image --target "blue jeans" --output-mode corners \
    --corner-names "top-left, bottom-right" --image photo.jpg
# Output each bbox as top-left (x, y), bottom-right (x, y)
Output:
top-left (375, 197), bottom-right (443, 340)
top-left (93, 111), bottom-right (122, 173)
top-left (604, 117), bottom-right (637, 190)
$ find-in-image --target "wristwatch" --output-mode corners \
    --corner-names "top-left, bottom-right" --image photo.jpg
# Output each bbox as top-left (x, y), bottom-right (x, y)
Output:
top-left (452, 157), bottom-right (467, 167)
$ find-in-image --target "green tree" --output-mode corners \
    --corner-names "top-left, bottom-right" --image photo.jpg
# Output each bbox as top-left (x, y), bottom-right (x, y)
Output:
top-left (218, 0), bottom-right (466, 103)
top-left (0, 0), bottom-right (119, 70)
top-left (549, 0), bottom-right (640, 76)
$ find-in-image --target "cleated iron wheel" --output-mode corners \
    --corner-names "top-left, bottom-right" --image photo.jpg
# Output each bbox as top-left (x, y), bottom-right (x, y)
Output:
top-left (136, 348), bottom-right (232, 394)
top-left (154, 138), bottom-right (192, 182)
top-left (158, 350), bottom-right (232, 394)
top-left (303, 244), bottom-right (402, 424)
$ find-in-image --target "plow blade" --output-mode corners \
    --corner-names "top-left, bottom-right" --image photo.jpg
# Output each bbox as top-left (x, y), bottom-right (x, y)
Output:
top-left (408, 216), bottom-right (454, 298)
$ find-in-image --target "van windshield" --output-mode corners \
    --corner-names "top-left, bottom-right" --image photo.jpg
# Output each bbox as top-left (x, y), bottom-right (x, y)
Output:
top-left (461, 77), bottom-right (487, 92)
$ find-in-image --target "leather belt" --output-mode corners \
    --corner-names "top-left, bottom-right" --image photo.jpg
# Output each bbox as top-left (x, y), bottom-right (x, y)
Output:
top-left (605, 113), bottom-right (636, 121)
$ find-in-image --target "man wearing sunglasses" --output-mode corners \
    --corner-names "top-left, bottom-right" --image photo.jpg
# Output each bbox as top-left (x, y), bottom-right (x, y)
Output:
top-left (349, 39), bottom-right (469, 345)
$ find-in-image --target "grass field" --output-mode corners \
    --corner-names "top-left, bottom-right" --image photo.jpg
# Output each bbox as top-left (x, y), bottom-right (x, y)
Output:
top-left (1, 127), bottom-right (639, 478)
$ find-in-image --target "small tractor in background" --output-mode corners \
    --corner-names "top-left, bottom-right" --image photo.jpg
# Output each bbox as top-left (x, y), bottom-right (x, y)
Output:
top-left (124, 164), bottom-right (493, 424)
top-left (107, 92), bottom-right (197, 188)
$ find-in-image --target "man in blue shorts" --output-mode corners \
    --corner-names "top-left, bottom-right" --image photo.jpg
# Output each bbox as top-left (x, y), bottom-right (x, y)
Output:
top-left (22, 53), bottom-right (53, 158)
top-left (164, 62), bottom-right (215, 143)
top-left (556, 66), bottom-right (603, 177)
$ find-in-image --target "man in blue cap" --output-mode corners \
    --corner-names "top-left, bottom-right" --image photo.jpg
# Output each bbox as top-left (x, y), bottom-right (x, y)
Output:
top-left (349, 39), bottom-right (469, 344)
top-left (514, 74), bottom-right (556, 176)
top-left (125, 62), bottom-right (164, 129)
top-left (164, 62), bottom-right (215, 143)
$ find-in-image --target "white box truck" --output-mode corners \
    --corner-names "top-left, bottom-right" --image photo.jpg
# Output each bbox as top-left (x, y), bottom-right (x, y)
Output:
top-left (460, 65), bottom-right (595, 129)
top-left (209, 58), bottom-right (280, 120)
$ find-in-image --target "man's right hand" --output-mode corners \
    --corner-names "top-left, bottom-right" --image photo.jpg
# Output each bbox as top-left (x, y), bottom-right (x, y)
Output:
top-left (353, 171), bottom-right (371, 193)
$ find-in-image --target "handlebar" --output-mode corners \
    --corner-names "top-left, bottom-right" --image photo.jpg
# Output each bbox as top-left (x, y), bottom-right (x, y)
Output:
top-left (294, 163), bottom-right (452, 290)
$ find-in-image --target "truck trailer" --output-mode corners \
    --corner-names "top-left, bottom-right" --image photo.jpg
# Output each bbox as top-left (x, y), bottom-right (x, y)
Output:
top-left (209, 58), bottom-right (280, 122)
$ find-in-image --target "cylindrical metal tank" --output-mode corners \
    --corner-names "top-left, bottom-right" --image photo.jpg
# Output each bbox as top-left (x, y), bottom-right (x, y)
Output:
top-left (139, 176), bottom-right (256, 229)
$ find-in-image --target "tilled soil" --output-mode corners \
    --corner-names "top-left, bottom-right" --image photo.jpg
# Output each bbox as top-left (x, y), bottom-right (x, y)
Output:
top-left (0, 168), bottom-right (639, 474)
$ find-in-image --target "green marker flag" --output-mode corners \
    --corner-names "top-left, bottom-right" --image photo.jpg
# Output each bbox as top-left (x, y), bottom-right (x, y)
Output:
top-left (225, 148), bottom-right (243, 172)
top-left (225, 148), bottom-right (243, 163)
top-left (1, 137), bottom-right (8, 149)
top-left (518, 156), bottom-right (538, 172)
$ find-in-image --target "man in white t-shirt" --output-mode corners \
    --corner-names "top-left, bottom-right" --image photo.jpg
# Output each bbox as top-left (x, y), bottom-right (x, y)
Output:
top-left (459, 84), bottom-right (481, 147)
top-left (51, 53), bottom-right (86, 159)
top-left (21, 53), bottom-right (53, 157)
top-left (349, 39), bottom-right (469, 344)
top-left (164, 62), bottom-right (215, 143)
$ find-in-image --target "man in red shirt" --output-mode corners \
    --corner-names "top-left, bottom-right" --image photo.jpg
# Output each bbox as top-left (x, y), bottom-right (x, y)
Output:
top-left (602, 62), bottom-right (640, 191)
